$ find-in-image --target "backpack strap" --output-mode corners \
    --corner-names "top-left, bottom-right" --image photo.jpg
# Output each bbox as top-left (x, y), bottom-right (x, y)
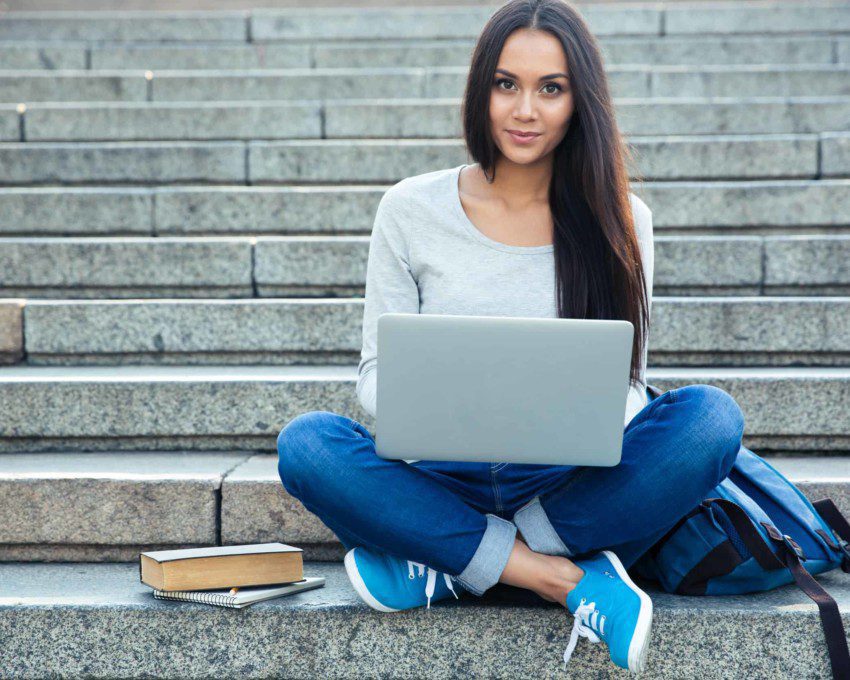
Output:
top-left (710, 498), bottom-right (850, 680)
top-left (812, 498), bottom-right (850, 542)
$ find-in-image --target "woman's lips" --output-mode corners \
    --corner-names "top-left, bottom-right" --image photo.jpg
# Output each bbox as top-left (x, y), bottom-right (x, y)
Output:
top-left (507, 130), bottom-right (541, 144)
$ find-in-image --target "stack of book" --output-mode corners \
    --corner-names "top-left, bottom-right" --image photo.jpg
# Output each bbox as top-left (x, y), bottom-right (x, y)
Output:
top-left (139, 542), bottom-right (325, 608)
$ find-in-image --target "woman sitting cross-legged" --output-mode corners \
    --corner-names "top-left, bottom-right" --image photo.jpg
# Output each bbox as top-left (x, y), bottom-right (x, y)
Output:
top-left (277, 0), bottom-right (746, 674)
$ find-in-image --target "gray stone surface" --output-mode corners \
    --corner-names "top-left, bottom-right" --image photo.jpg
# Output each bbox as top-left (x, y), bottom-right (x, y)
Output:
top-left (764, 236), bottom-right (850, 293)
top-left (0, 187), bottom-right (152, 235)
top-left (154, 185), bottom-right (381, 234)
top-left (0, 452), bottom-right (248, 544)
top-left (0, 561), bottom-right (848, 678)
top-left (822, 132), bottom-right (850, 176)
top-left (324, 101), bottom-right (465, 138)
top-left (24, 102), bottom-right (320, 142)
top-left (0, 10), bottom-right (248, 41)
top-left (1, 366), bottom-right (850, 453)
top-left (839, 37), bottom-right (850, 64)
top-left (665, 3), bottom-right (850, 35)
top-left (152, 69), bottom-right (428, 102)
top-left (652, 65), bottom-right (850, 98)
top-left (248, 140), bottom-right (466, 183)
top-left (222, 452), bottom-right (337, 546)
top-left (250, 6), bottom-right (495, 41)
top-left (0, 71), bottom-right (147, 103)
top-left (654, 236), bottom-right (762, 293)
top-left (90, 42), bottom-right (311, 70)
top-left (0, 541), bottom-right (345, 563)
top-left (649, 298), bottom-right (850, 366)
top-left (0, 42), bottom-right (86, 70)
top-left (0, 299), bottom-right (24, 364)
top-left (0, 106), bottom-right (20, 142)
top-left (253, 236), bottom-right (368, 296)
top-left (600, 35), bottom-right (834, 67)
top-left (23, 298), bottom-right (361, 363)
top-left (626, 134), bottom-right (818, 180)
top-left (248, 5), bottom-right (660, 41)
top-left (0, 237), bottom-right (253, 297)
top-left (0, 141), bottom-right (246, 185)
top-left (614, 98), bottom-right (850, 137)
top-left (638, 179), bottom-right (850, 229)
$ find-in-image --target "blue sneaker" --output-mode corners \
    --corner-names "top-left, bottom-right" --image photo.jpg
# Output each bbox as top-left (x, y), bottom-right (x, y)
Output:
top-left (344, 546), bottom-right (463, 611)
top-left (562, 550), bottom-right (653, 674)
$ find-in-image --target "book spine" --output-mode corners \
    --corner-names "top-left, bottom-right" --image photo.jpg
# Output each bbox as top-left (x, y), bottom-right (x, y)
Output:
top-left (153, 591), bottom-right (239, 608)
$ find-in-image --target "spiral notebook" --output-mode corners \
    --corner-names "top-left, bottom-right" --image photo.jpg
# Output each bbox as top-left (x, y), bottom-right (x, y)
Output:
top-left (152, 576), bottom-right (325, 608)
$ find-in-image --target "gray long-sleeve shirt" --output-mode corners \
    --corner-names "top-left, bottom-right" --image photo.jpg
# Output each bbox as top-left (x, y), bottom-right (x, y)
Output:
top-left (357, 163), bottom-right (654, 460)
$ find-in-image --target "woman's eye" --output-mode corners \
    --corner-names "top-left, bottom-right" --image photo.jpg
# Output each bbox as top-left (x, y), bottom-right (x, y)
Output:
top-left (494, 78), bottom-right (563, 95)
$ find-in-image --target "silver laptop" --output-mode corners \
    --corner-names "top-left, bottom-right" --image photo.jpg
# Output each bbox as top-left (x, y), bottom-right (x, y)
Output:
top-left (375, 312), bottom-right (634, 466)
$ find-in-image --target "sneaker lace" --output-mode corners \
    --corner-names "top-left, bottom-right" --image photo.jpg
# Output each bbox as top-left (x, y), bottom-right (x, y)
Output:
top-left (406, 560), bottom-right (460, 609)
top-left (563, 598), bottom-right (605, 669)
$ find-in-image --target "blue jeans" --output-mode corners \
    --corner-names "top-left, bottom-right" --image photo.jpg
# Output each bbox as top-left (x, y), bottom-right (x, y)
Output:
top-left (276, 384), bottom-right (745, 597)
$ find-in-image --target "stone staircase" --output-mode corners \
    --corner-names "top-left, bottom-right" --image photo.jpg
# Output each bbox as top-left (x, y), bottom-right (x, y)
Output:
top-left (1, 1), bottom-right (850, 677)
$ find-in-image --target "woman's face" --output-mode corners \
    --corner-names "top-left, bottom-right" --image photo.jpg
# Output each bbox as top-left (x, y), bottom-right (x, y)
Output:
top-left (488, 28), bottom-right (575, 164)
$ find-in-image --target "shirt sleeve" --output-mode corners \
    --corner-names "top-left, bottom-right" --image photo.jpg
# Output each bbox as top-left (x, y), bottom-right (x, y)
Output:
top-left (356, 189), bottom-right (421, 419)
top-left (624, 192), bottom-right (655, 426)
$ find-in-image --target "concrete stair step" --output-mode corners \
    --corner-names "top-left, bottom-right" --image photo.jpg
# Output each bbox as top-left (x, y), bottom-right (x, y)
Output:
top-left (0, 134), bottom-right (841, 185)
top-left (5, 34), bottom-right (845, 71)
top-left (0, 234), bottom-right (848, 298)
top-left (9, 296), bottom-right (850, 367)
top-left (3, 3), bottom-right (849, 43)
top-left (0, 10), bottom-right (249, 42)
top-left (0, 559), bottom-right (848, 677)
top-left (1, 179), bottom-right (848, 236)
top-left (0, 451), bottom-right (847, 563)
top-left (12, 97), bottom-right (850, 142)
top-left (0, 365), bottom-right (849, 453)
top-left (5, 64), bottom-right (850, 103)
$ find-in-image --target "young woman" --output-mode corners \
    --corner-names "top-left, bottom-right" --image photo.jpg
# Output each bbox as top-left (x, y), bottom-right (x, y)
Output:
top-left (277, 0), bottom-right (745, 673)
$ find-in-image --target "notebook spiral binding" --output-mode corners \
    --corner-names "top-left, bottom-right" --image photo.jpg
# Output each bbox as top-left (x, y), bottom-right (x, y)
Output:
top-left (153, 590), bottom-right (239, 607)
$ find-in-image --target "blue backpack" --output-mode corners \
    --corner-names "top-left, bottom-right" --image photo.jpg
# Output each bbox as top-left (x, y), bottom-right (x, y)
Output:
top-left (631, 384), bottom-right (850, 679)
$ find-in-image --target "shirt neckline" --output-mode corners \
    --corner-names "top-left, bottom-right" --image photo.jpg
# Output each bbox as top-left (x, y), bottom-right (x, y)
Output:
top-left (450, 163), bottom-right (555, 255)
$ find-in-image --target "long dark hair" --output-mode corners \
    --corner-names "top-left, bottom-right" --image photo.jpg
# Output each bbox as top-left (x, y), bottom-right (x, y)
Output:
top-left (460, 0), bottom-right (650, 388)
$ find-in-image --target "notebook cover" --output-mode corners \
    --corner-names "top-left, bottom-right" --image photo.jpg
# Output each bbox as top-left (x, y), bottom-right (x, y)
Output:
top-left (152, 576), bottom-right (325, 608)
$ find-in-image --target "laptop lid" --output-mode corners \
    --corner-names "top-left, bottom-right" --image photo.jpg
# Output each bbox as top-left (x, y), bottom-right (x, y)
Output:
top-left (375, 312), bottom-right (634, 466)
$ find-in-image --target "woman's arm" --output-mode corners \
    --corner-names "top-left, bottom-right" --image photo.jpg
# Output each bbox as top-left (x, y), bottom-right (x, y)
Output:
top-left (356, 188), bottom-right (420, 419)
top-left (631, 191), bottom-right (655, 388)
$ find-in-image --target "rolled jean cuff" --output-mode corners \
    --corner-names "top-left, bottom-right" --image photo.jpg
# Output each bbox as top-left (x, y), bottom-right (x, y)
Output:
top-left (512, 496), bottom-right (573, 557)
top-left (455, 513), bottom-right (517, 596)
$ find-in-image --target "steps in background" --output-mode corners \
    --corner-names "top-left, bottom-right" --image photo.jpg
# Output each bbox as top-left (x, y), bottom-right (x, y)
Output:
top-left (1, 1), bottom-right (850, 676)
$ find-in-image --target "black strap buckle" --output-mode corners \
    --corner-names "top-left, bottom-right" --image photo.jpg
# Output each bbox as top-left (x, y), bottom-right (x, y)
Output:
top-left (782, 534), bottom-right (807, 562)
top-left (761, 522), bottom-right (807, 561)
top-left (837, 538), bottom-right (850, 572)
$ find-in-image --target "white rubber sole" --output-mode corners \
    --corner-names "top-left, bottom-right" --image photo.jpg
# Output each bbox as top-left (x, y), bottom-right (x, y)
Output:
top-left (601, 550), bottom-right (654, 674)
top-left (343, 548), bottom-right (400, 613)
